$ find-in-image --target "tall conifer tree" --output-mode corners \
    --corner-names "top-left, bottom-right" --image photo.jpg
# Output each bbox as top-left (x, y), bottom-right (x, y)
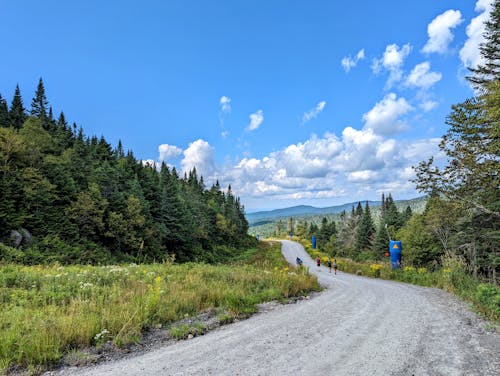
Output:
top-left (0, 94), bottom-right (9, 128)
top-left (9, 84), bottom-right (26, 129)
top-left (31, 78), bottom-right (49, 124)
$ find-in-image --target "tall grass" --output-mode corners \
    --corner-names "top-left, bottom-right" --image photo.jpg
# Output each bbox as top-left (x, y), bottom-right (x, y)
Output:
top-left (0, 241), bottom-right (319, 374)
top-left (299, 239), bottom-right (499, 323)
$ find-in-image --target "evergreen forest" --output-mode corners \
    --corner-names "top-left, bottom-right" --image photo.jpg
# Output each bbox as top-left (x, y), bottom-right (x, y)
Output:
top-left (0, 80), bottom-right (253, 264)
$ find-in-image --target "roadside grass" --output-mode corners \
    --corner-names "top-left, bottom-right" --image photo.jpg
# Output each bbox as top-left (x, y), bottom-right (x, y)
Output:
top-left (0, 241), bottom-right (319, 375)
top-left (297, 238), bottom-right (499, 323)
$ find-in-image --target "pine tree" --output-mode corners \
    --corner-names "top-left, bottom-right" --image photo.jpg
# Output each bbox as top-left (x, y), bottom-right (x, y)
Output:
top-left (373, 221), bottom-right (390, 259)
top-left (0, 94), bottom-right (9, 128)
top-left (468, 0), bottom-right (500, 90)
top-left (9, 84), bottom-right (26, 129)
top-left (30, 78), bottom-right (50, 124)
top-left (356, 202), bottom-right (375, 252)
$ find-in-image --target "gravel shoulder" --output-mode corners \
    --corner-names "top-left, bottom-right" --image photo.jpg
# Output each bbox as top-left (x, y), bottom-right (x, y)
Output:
top-left (46, 240), bottom-right (500, 376)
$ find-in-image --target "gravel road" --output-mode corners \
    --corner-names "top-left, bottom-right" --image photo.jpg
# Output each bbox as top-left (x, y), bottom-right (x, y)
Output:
top-left (48, 240), bottom-right (499, 376)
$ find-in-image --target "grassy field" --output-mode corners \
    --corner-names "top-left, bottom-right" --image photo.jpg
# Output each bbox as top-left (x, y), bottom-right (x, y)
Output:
top-left (297, 239), bottom-right (499, 323)
top-left (0, 241), bottom-right (319, 375)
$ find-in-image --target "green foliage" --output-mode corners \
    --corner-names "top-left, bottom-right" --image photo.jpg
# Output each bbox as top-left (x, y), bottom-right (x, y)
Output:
top-left (0, 81), bottom-right (254, 264)
top-left (0, 242), bottom-right (319, 372)
top-left (397, 214), bottom-right (442, 268)
top-left (413, 3), bottom-right (499, 281)
top-left (356, 202), bottom-right (375, 252)
top-left (9, 85), bottom-right (26, 130)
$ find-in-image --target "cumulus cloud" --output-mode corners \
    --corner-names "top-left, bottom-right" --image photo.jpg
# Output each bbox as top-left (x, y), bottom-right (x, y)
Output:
top-left (302, 101), bottom-right (326, 124)
top-left (362, 93), bottom-right (413, 135)
top-left (372, 44), bottom-right (412, 88)
top-left (422, 9), bottom-right (463, 54)
top-left (247, 110), bottom-right (264, 131)
top-left (220, 129), bottom-right (442, 209)
top-left (460, 0), bottom-right (493, 69)
top-left (180, 139), bottom-right (216, 178)
top-left (405, 62), bottom-right (442, 89)
top-left (341, 49), bottom-right (365, 72)
top-left (158, 144), bottom-right (183, 161)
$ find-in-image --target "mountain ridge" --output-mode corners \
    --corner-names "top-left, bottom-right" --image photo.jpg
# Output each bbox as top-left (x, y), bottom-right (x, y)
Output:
top-left (246, 197), bottom-right (426, 225)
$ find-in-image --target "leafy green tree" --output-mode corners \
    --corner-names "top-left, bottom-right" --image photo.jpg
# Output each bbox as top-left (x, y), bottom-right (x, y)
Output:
top-left (0, 128), bottom-right (27, 234)
top-left (397, 214), bottom-right (442, 268)
top-left (66, 183), bottom-right (108, 241)
top-left (20, 167), bottom-right (57, 233)
top-left (423, 196), bottom-right (460, 255)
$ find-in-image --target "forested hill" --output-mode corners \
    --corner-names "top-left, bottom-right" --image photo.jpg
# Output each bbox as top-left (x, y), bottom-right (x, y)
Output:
top-left (246, 197), bottom-right (426, 224)
top-left (0, 79), bottom-right (254, 264)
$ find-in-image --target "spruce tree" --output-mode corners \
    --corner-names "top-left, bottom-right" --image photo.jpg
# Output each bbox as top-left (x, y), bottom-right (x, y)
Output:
top-left (0, 94), bottom-right (9, 128)
top-left (356, 202), bottom-right (375, 252)
top-left (9, 84), bottom-right (26, 129)
top-left (30, 78), bottom-right (49, 125)
top-left (469, 0), bottom-right (500, 90)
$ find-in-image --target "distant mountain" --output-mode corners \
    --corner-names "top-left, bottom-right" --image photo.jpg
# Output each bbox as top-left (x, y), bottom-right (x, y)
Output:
top-left (247, 201), bottom-right (378, 224)
top-left (246, 197), bottom-right (426, 225)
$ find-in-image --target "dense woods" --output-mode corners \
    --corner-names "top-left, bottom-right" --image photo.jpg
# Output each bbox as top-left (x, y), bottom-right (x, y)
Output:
top-left (0, 79), bottom-right (253, 264)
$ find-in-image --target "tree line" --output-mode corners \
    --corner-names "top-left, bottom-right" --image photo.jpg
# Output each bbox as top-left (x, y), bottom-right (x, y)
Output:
top-left (0, 79), bottom-right (254, 264)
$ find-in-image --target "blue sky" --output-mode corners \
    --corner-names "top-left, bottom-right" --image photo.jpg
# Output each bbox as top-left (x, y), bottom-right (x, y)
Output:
top-left (0, 0), bottom-right (493, 211)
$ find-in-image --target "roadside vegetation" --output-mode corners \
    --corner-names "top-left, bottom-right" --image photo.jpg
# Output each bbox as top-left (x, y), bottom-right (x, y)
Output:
top-left (271, 4), bottom-right (500, 323)
top-left (298, 239), bottom-right (499, 322)
top-left (0, 241), bottom-right (319, 375)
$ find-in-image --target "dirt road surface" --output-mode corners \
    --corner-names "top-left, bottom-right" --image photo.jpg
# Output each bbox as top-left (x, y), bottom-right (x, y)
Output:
top-left (47, 240), bottom-right (499, 376)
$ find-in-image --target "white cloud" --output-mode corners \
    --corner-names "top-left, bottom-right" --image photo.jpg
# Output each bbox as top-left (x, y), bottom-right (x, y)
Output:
top-left (347, 170), bottom-right (379, 182)
top-left (180, 139), bottom-right (216, 178)
top-left (405, 62), bottom-right (442, 89)
top-left (362, 93), bottom-right (413, 135)
top-left (302, 101), bottom-right (326, 124)
top-left (341, 49), bottom-right (365, 72)
top-left (247, 110), bottom-right (264, 131)
top-left (460, 0), bottom-right (493, 69)
top-left (420, 100), bottom-right (438, 112)
top-left (221, 131), bottom-right (229, 139)
top-left (422, 10), bottom-right (463, 54)
top-left (219, 96), bottom-right (231, 114)
top-left (372, 44), bottom-right (412, 88)
top-left (219, 128), bottom-right (442, 209)
top-left (158, 144), bottom-right (183, 161)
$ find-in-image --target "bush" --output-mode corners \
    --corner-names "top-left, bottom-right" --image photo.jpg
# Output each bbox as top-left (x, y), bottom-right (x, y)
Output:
top-left (475, 284), bottom-right (500, 318)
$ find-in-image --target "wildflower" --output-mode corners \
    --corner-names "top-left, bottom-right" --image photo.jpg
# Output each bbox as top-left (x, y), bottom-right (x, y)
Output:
top-left (79, 282), bottom-right (94, 289)
top-left (417, 267), bottom-right (427, 274)
top-left (94, 329), bottom-right (110, 341)
top-left (442, 268), bottom-right (452, 273)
